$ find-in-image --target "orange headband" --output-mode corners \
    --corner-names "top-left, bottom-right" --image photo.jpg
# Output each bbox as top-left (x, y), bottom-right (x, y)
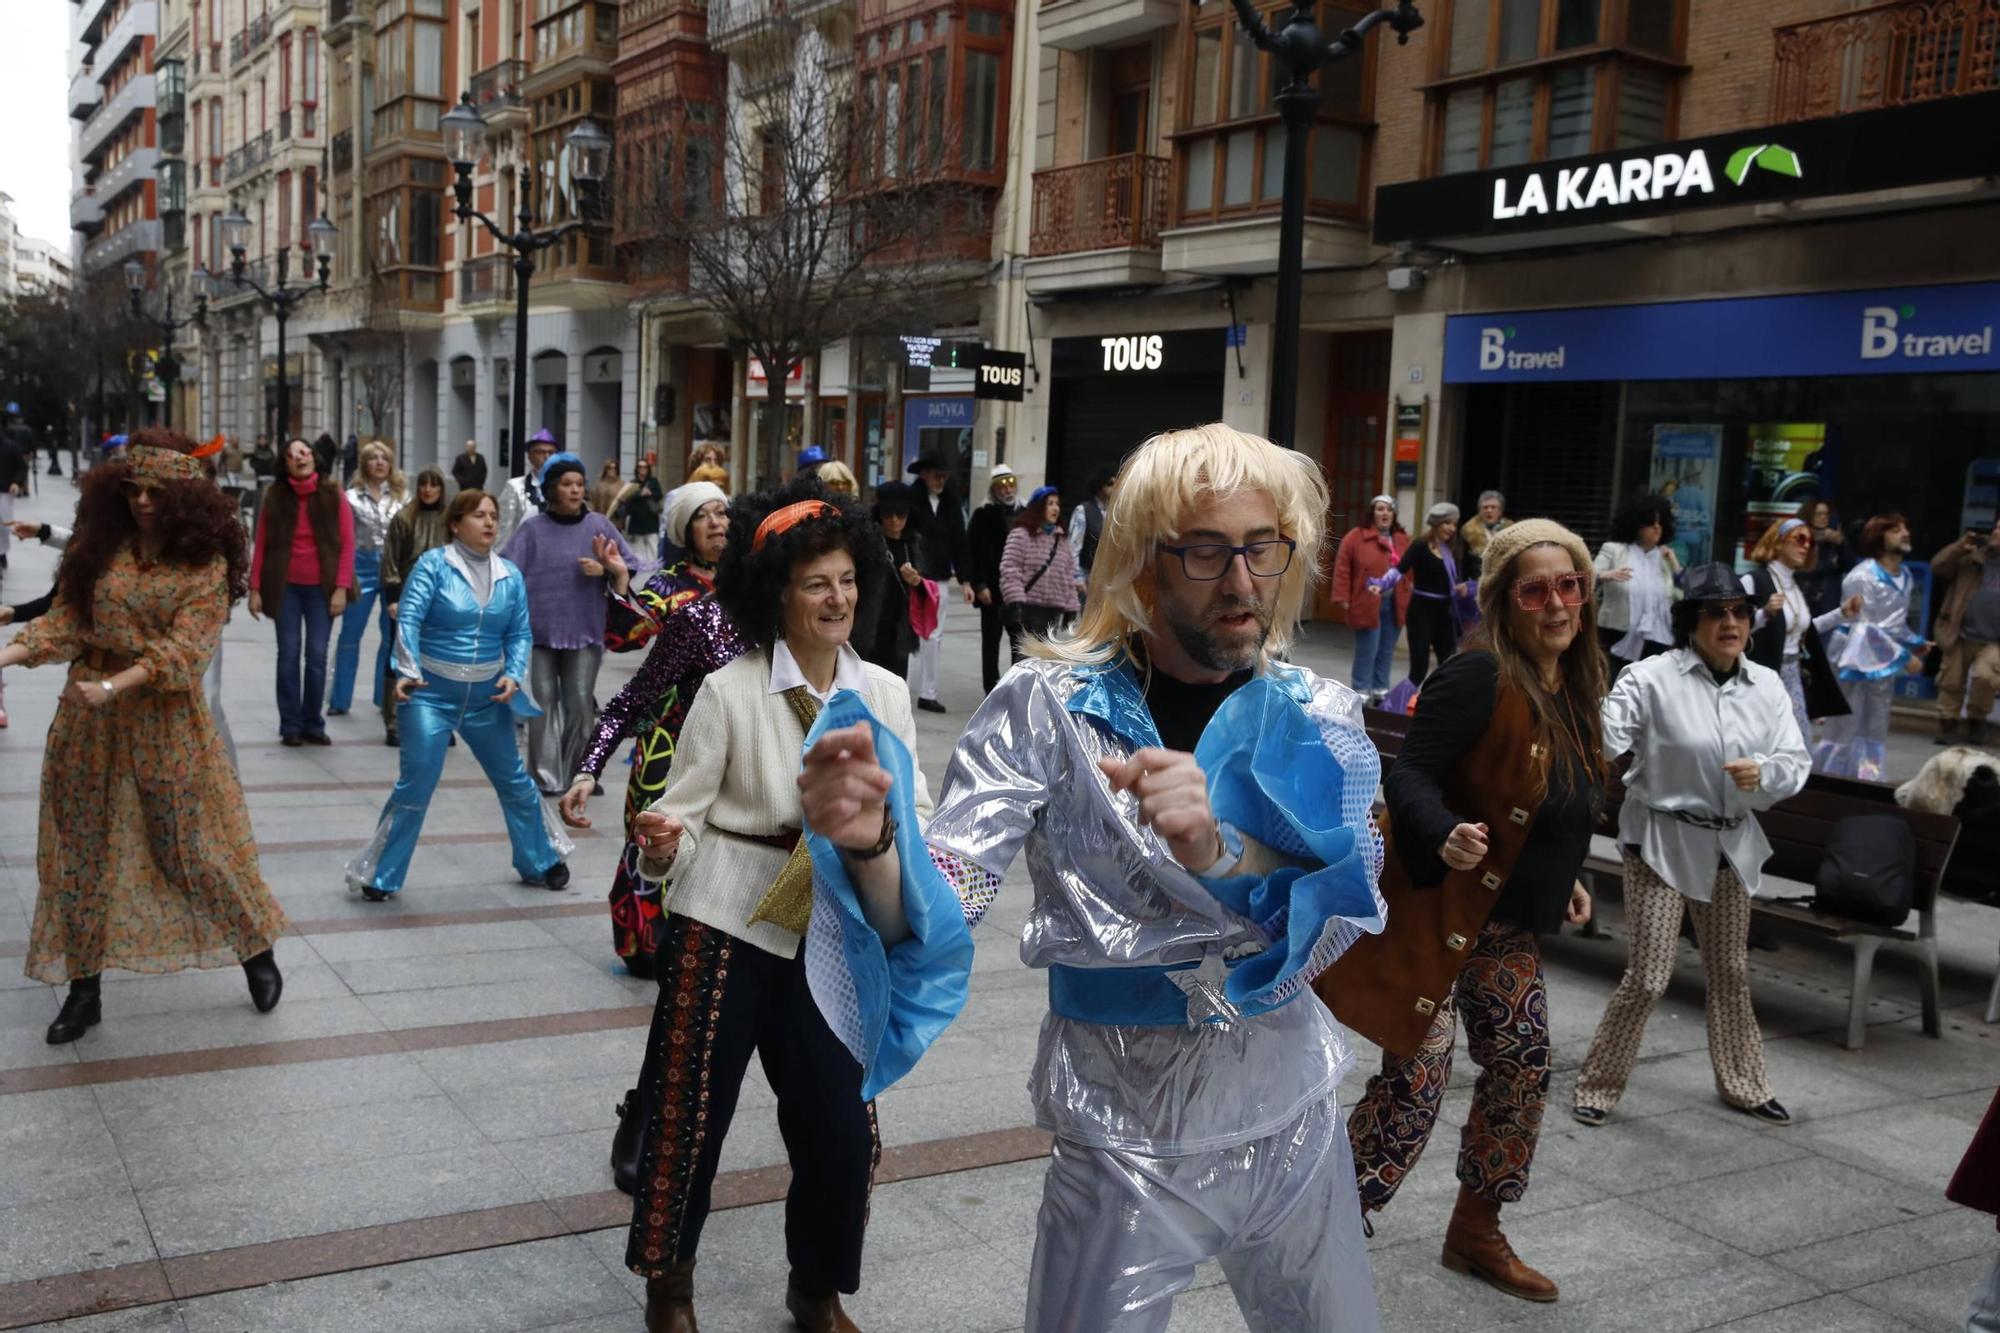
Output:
top-left (190, 433), bottom-right (227, 460)
top-left (751, 499), bottom-right (835, 553)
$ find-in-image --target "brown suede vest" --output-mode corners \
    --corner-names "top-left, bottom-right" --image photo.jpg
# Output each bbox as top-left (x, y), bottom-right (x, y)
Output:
top-left (258, 480), bottom-right (344, 608)
top-left (1315, 680), bottom-right (1547, 1059)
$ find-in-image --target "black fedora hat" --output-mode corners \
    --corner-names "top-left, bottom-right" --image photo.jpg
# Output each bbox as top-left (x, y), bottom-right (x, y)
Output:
top-left (1681, 561), bottom-right (1748, 603)
top-left (907, 453), bottom-right (948, 474)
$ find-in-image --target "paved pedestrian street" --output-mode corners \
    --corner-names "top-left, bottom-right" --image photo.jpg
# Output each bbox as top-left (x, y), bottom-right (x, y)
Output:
top-left (0, 487), bottom-right (1993, 1333)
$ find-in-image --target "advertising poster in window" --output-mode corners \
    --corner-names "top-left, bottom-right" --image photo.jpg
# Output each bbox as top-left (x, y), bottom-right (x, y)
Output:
top-left (1743, 423), bottom-right (1833, 560)
top-left (1648, 424), bottom-right (1721, 569)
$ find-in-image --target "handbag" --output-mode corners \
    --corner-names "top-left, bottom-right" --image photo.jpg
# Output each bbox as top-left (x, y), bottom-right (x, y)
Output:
top-left (1812, 814), bottom-right (1915, 928)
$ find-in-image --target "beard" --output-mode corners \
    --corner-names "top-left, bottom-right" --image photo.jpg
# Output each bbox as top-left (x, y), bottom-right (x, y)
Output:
top-left (1165, 592), bottom-right (1271, 671)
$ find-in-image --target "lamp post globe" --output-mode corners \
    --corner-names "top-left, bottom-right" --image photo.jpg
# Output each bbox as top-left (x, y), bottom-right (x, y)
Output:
top-left (565, 118), bottom-right (610, 185)
top-left (442, 94), bottom-right (488, 174)
top-left (122, 257), bottom-right (146, 295)
top-left (220, 205), bottom-right (252, 267)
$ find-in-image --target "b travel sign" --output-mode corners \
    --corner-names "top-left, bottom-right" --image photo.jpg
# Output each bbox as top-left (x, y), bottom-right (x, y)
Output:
top-left (1375, 90), bottom-right (2000, 245)
top-left (1443, 282), bottom-right (2000, 384)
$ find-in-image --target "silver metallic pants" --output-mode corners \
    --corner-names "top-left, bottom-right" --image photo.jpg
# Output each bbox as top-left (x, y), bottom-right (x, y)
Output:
top-left (1025, 1095), bottom-right (1380, 1333)
top-left (526, 644), bottom-right (604, 793)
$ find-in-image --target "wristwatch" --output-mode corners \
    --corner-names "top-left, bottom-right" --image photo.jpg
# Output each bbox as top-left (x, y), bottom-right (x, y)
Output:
top-left (1200, 821), bottom-right (1246, 878)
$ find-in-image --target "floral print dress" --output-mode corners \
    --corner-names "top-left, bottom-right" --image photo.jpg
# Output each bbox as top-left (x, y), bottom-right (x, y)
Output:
top-left (15, 547), bottom-right (288, 983)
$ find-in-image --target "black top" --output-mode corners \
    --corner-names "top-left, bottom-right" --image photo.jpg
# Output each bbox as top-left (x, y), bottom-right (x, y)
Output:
top-left (1383, 651), bottom-right (1597, 934)
top-left (863, 530), bottom-right (926, 669)
top-left (967, 499), bottom-right (1019, 596)
top-left (1144, 666), bottom-right (1253, 754)
top-left (1397, 540), bottom-right (1458, 598)
top-left (451, 451), bottom-right (488, 492)
top-left (911, 486), bottom-right (969, 582)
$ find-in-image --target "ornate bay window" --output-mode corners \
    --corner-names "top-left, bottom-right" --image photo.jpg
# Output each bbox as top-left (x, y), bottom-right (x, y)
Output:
top-left (364, 154), bottom-right (448, 307)
top-left (531, 75), bottom-right (618, 275)
top-left (373, 0), bottom-right (449, 145)
top-left (854, 1), bottom-right (1013, 188)
top-left (1175, 2), bottom-right (1376, 226)
top-left (1424, 0), bottom-right (1684, 174)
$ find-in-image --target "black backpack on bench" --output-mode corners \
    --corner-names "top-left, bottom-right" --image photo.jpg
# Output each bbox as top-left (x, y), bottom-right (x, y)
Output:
top-left (1813, 814), bottom-right (1916, 929)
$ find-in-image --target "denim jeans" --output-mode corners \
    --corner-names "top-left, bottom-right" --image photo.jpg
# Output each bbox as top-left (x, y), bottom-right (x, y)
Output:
top-left (275, 583), bottom-right (334, 739)
top-left (330, 546), bottom-right (390, 713)
top-left (1350, 620), bottom-right (1402, 695)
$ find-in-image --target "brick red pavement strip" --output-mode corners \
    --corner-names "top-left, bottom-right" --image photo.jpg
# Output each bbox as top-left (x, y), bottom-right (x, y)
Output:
top-left (0, 778), bottom-right (498, 801)
top-left (0, 899), bottom-right (607, 959)
top-left (0, 1127), bottom-right (1056, 1329)
top-left (261, 827), bottom-right (605, 855)
top-left (0, 1005), bottom-right (655, 1096)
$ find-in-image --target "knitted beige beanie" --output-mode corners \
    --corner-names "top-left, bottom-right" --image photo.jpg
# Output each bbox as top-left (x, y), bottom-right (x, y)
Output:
top-left (1476, 517), bottom-right (1593, 602)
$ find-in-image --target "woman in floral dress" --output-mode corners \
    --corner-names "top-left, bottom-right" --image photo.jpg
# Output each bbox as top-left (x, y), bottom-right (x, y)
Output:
top-left (0, 430), bottom-right (288, 1045)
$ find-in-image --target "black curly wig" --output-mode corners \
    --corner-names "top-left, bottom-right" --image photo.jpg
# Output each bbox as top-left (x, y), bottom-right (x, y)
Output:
top-left (712, 476), bottom-right (883, 651)
top-left (1609, 492), bottom-right (1678, 546)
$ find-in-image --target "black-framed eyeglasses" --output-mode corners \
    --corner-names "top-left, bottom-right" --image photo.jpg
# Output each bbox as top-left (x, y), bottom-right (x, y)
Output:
top-left (1158, 539), bottom-right (1296, 581)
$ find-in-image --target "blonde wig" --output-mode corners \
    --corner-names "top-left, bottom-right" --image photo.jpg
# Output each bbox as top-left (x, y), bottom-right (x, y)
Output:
top-left (1033, 423), bottom-right (1327, 669)
top-left (355, 440), bottom-right (408, 501)
top-left (815, 460), bottom-right (858, 495)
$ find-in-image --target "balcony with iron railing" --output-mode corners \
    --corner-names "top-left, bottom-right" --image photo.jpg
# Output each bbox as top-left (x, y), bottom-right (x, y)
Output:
top-left (1771, 0), bottom-right (2000, 121)
top-left (459, 253), bottom-right (517, 308)
top-left (707, 0), bottom-right (788, 48)
top-left (468, 57), bottom-right (532, 127)
top-left (208, 255), bottom-right (272, 306)
top-left (1030, 153), bottom-right (1170, 256)
top-left (224, 129), bottom-right (275, 184)
top-left (229, 12), bottom-right (271, 66)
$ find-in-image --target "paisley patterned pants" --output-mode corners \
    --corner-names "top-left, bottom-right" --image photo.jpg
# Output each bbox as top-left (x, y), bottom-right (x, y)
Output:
top-left (1347, 922), bottom-right (1550, 1208)
top-left (624, 914), bottom-right (881, 1290)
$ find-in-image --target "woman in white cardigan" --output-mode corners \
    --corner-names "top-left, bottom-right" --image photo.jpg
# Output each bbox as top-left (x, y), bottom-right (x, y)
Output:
top-left (1595, 492), bottom-right (1683, 674)
top-left (619, 479), bottom-right (931, 1333)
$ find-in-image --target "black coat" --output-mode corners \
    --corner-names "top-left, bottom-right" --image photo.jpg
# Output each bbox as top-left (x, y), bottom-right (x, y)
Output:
top-left (862, 530), bottom-right (926, 672)
top-left (967, 499), bottom-right (1020, 600)
top-left (911, 486), bottom-right (968, 582)
top-left (1746, 564), bottom-right (1851, 722)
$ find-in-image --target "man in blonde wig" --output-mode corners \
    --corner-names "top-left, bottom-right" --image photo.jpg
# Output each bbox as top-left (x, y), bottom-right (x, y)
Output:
top-left (796, 424), bottom-right (1388, 1331)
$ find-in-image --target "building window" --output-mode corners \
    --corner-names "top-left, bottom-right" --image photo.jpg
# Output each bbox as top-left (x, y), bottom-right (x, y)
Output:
top-left (1176, 2), bottom-right (1375, 225)
top-left (854, 1), bottom-right (1010, 186)
top-left (1426, 0), bottom-right (1684, 174)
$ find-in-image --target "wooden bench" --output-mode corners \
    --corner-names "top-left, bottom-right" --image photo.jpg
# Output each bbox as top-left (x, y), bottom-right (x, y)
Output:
top-left (1360, 706), bottom-right (1959, 1051)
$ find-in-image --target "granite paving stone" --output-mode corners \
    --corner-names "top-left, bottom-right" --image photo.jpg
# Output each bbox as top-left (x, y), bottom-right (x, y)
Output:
top-left (135, 1141), bottom-right (545, 1259)
top-left (1708, 1292), bottom-right (1927, 1332)
top-left (88, 1052), bottom-right (443, 1131)
top-left (1631, 1154), bottom-right (1952, 1258)
top-left (1763, 1206), bottom-right (1998, 1294)
top-left (1846, 1252), bottom-right (1994, 1331)
top-left (0, 1190), bottom-right (156, 1285)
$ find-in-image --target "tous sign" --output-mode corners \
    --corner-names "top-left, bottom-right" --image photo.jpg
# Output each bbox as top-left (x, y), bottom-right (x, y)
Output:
top-left (1100, 335), bottom-right (1165, 372)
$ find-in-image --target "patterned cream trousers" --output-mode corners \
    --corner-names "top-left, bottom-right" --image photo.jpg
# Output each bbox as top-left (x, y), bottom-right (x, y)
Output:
top-left (1574, 850), bottom-right (1774, 1113)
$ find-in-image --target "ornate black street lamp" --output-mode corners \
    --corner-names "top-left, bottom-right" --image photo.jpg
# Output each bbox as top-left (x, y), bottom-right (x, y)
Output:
top-left (124, 257), bottom-right (209, 428)
top-left (440, 93), bottom-right (610, 474)
top-left (218, 202), bottom-right (336, 442)
top-left (1193, 0), bottom-right (1423, 446)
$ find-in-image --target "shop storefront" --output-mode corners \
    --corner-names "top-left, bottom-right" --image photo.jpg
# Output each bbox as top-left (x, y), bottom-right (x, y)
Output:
top-left (1045, 328), bottom-right (1228, 505)
top-left (1446, 282), bottom-right (2000, 566)
top-left (902, 395), bottom-right (977, 498)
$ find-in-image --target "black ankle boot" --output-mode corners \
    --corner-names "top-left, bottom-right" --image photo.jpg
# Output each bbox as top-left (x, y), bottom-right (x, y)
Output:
top-left (46, 977), bottom-right (101, 1045)
top-left (242, 950), bottom-right (284, 1013)
top-left (612, 1089), bottom-right (643, 1196)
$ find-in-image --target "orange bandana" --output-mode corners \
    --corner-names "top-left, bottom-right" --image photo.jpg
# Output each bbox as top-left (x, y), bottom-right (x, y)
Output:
top-left (127, 445), bottom-right (205, 483)
top-left (751, 499), bottom-right (835, 553)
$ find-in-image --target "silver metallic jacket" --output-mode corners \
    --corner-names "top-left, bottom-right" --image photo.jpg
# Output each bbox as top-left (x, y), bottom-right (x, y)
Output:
top-left (345, 484), bottom-right (400, 554)
top-left (926, 658), bottom-right (1376, 1156)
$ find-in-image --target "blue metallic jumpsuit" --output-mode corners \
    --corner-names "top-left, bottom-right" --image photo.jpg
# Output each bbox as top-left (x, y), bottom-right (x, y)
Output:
top-left (345, 544), bottom-right (564, 895)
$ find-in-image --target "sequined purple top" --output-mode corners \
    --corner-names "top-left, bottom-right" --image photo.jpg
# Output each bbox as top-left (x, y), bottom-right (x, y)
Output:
top-left (579, 596), bottom-right (748, 779)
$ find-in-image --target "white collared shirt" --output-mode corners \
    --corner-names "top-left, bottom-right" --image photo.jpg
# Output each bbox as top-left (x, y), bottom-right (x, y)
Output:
top-left (1602, 647), bottom-right (1812, 901)
top-left (768, 639), bottom-right (869, 704)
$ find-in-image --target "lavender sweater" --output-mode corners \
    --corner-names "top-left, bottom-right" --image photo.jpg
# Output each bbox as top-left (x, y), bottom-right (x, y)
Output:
top-left (501, 511), bottom-right (640, 649)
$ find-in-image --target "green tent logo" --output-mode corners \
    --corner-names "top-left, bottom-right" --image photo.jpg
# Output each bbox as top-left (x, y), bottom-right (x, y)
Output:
top-left (1724, 144), bottom-right (1804, 186)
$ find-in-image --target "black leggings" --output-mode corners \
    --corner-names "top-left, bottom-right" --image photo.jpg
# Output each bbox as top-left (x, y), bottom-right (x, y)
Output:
top-left (1406, 598), bottom-right (1458, 686)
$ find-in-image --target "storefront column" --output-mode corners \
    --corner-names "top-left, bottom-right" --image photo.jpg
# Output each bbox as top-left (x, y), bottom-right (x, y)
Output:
top-left (1220, 323), bottom-right (1271, 438)
top-left (1387, 311), bottom-right (1448, 519)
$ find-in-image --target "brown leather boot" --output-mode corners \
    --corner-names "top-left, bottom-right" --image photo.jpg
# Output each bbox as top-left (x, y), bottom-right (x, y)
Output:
top-left (1440, 1186), bottom-right (1558, 1302)
top-left (644, 1258), bottom-right (698, 1333)
top-left (784, 1271), bottom-right (860, 1333)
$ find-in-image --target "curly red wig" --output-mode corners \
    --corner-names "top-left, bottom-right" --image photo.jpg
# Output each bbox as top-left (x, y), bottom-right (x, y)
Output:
top-left (59, 427), bottom-right (251, 627)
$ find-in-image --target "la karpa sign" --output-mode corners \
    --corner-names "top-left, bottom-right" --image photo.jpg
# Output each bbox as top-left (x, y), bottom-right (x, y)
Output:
top-left (1490, 143), bottom-right (1802, 221)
